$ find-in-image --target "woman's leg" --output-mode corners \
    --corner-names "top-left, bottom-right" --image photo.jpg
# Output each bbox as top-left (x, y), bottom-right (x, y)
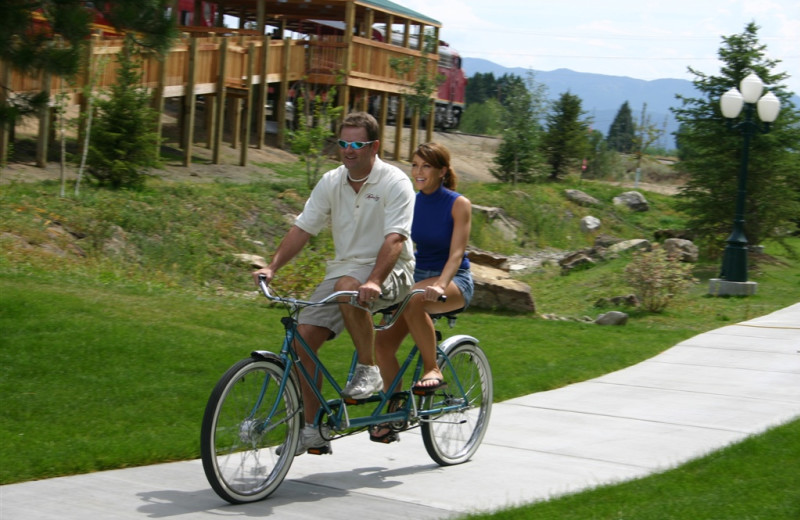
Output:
top-left (405, 278), bottom-right (466, 388)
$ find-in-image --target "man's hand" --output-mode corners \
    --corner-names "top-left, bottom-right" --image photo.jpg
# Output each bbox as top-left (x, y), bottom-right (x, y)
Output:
top-left (252, 267), bottom-right (276, 287)
top-left (358, 280), bottom-right (382, 306)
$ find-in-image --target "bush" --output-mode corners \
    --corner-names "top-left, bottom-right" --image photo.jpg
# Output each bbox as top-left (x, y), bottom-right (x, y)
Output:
top-left (624, 245), bottom-right (697, 312)
top-left (87, 37), bottom-right (160, 189)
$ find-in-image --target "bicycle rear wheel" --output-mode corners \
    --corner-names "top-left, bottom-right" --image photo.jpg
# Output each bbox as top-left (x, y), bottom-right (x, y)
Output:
top-left (201, 357), bottom-right (302, 503)
top-left (421, 340), bottom-right (493, 465)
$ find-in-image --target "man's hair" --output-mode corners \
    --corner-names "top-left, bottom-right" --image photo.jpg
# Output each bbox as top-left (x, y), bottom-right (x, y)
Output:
top-left (340, 111), bottom-right (380, 141)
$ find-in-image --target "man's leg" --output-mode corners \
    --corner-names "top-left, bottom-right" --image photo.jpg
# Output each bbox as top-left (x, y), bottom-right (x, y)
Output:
top-left (294, 323), bottom-right (332, 425)
top-left (335, 275), bottom-right (376, 365)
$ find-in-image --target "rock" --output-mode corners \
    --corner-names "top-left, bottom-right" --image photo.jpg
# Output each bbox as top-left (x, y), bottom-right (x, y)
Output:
top-left (613, 191), bottom-right (649, 212)
top-left (654, 228), bottom-right (694, 241)
top-left (558, 250), bottom-right (596, 272)
top-left (470, 263), bottom-right (535, 313)
top-left (472, 204), bottom-right (520, 242)
top-left (466, 247), bottom-right (510, 271)
top-left (606, 238), bottom-right (652, 255)
top-left (580, 215), bottom-right (601, 233)
top-left (234, 253), bottom-right (267, 269)
top-left (595, 311), bottom-right (629, 325)
top-left (564, 189), bottom-right (601, 206)
top-left (663, 238), bottom-right (699, 263)
top-left (594, 234), bottom-right (623, 248)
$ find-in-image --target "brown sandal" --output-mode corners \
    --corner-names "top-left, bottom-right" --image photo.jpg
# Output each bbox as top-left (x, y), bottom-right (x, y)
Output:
top-left (369, 424), bottom-right (400, 444)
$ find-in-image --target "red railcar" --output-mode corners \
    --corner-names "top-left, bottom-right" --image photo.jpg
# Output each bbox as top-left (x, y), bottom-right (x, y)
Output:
top-left (32, 1), bottom-right (217, 37)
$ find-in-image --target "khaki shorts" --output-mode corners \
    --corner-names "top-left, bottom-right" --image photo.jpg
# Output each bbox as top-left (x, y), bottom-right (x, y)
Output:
top-left (298, 265), bottom-right (412, 339)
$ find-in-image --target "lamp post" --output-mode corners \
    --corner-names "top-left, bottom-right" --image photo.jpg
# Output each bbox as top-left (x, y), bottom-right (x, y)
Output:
top-left (710, 73), bottom-right (781, 296)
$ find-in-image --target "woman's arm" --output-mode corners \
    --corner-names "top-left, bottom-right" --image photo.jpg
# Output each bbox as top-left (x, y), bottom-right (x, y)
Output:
top-left (429, 195), bottom-right (471, 297)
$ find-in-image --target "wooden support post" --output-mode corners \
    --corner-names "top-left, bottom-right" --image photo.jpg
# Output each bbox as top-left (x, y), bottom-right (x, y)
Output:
top-left (409, 108), bottom-right (419, 161)
top-left (212, 38), bottom-right (228, 164)
top-left (205, 94), bottom-right (215, 149)
top-left (277, 37), bottom-right (290, 148)
top-left (426, 97), bottom-right (435, 143)
top-left (393, 96), bottom-right (404, 161)
top-left (378, 93), bottom-right (388, 160)
top-left (240, 42), bottom-right (255, 166)
top-left (182, 37), bottom-right (198, 167)
top-left (36, 69), bottom-right (52, 168)
top-left (255, 35), bottom-right (270, 148)
top-left (153, 53), bottom-right (167, 158)
top-left (256, 0), bottom-right (265, 34)
top-left (231, 98), bottom-right (241, 148)
top-left (340, 1), bottom-right (355, 113)
top-left (0, 60), bottom-right (10, 167)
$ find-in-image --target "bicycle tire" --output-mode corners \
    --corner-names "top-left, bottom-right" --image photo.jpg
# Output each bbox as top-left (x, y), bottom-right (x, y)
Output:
top-left (421, 340), bottom-right (493, 466)
top-left (201, 357), bottom-right (302, 503)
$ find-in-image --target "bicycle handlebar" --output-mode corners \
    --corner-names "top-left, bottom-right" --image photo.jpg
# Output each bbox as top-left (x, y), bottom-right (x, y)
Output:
top-left (257, 274), bottom-right (443, 331)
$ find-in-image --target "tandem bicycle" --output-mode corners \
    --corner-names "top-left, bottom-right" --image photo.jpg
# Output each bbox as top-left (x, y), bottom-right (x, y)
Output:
top-left (200, 275), bottom-right (493, 504)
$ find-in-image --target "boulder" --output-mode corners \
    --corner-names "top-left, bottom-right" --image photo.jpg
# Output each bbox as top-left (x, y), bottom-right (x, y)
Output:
top-left (654, 228), bottom-right (694, 241)
top-left (558, 250), bottom-right (596, 272)
top-left (613, 191), bottom-right (649, 212)
top-left (470, 263), bottom-right (535, 313)
top-left (564, 189), bottom-right (601, 207)
top-left (580, 215), bottom-right (601, 233)
top-left (663, 238), bottom-right (699, 263)
top-left (595, 311), bottom-right (629, 325)
top-left (234, 253), bottom-right (267, 269)
top-left (472, 204), bottom-right (520, 242)
top-left (607, 238), bottom-right (652, 255)
top-left (467, 247), bottom-right (510, 271)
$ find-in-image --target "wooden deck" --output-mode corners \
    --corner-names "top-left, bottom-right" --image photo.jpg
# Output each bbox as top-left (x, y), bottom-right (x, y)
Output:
top-left (2, 30), bottom-right (437, 169)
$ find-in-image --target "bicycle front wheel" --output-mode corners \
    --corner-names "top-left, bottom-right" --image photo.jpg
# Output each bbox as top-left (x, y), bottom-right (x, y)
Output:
top-left (201, 357), bottom-right (302, 503)
top-left (421, 340), bottom-right (493, 466)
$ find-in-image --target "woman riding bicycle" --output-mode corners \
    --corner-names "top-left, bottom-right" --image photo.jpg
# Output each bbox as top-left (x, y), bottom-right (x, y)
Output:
top-left (372, 142), bottom-right (474, 443)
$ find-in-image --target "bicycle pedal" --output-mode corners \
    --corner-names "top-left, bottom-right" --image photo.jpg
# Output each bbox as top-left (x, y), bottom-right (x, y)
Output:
top-left (307, 445), bottom-right (332, 455)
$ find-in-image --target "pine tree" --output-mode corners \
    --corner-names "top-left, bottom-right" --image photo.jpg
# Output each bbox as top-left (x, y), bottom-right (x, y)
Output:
top-left (542, 91), bottom-right (591, 180)
top-left (672, 22), bottom-right (800, 251)
top-left (491, 74), bottom-right (547, 184)
top-left (607, 101), bottom-right (636, 153)
top-left (465, 72), bottom-right (497, 105)
top-left (86, 37), bottom-right (160, 189)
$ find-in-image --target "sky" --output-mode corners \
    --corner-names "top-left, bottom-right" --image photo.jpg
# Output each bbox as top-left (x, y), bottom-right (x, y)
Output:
top-left (398, 0), bottom-right (800, 95)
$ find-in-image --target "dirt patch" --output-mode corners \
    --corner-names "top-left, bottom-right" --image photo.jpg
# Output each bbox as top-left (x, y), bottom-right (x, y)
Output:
top-left (1, 119), bottom-right (500, 186)
top-left (1, 121), bottom-right (677, 195)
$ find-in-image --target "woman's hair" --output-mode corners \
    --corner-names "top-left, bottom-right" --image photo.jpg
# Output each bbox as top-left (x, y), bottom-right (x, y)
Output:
top-left (340, 111), bottom-right (380, 141)
top-left (415, 142), bottom-right (458, 190)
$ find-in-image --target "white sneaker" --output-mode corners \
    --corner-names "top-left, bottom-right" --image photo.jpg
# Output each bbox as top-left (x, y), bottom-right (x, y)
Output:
top-left (277, 425), bottom-right (331, 456)
top-left (341, 363), bottom-right (383, 399)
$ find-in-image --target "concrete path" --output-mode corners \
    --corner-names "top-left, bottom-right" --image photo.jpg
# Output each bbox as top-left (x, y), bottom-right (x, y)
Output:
top-left (3, 303), bottom-right (799, 519)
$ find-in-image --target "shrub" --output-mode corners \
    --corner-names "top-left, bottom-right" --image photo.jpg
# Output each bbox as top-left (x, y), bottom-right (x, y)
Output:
top-left (624, 245), bottom-right (697, 312)
top-left (87, 37), bottom-right (160, 189)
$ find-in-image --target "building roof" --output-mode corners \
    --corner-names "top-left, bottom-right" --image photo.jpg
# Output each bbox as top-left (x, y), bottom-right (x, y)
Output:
top-left (356, 0), bottom-right (441, 26)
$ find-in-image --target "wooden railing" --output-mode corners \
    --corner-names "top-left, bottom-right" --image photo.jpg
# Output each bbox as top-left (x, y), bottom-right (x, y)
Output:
top-left (7, 32), bottom-right (435, 104)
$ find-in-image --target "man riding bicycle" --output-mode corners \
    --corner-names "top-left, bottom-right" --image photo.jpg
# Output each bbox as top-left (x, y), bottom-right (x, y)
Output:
top-left (252, 112), bottom-right (415, 455)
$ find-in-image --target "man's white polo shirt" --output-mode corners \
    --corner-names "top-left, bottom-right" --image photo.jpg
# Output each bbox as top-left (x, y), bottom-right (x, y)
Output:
top-left (294, 156), bottom-right (415, 280)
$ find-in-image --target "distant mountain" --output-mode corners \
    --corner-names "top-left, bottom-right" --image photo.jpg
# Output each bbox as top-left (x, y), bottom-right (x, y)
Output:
top-left (462, 58), bottom-right (694, 149)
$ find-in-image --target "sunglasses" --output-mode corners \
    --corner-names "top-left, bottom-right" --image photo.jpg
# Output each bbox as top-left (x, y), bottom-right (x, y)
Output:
top-left (337, 140), bottom-right (375, 150)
